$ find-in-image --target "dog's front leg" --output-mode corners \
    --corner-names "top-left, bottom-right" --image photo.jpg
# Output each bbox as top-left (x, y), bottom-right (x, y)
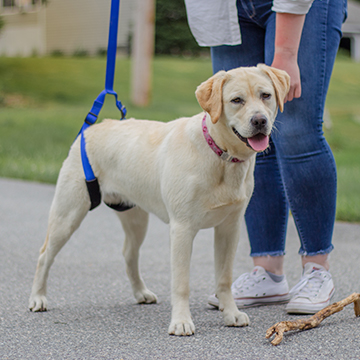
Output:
top-left (214, 214), bottom-right (250, 327)
top-left (168, 222), bottom-right (197, 336)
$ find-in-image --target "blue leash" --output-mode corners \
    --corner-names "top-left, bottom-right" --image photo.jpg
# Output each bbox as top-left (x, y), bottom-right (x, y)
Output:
top-left (78, 0), bottom-right (132, 211)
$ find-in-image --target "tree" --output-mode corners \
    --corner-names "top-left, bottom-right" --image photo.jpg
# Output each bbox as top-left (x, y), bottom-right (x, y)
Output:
top-left (0, 16), bottom-right (4, 33)
top-left (155, 0), bottom-right (205, 56)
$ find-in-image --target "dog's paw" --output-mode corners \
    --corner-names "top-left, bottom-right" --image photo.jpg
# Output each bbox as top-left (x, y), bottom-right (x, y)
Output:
top-left (168, 320), bottom-right (195, 336)
top-left (223, 310), bottom-right (250, 327)
top-left (135, 289), bottom-right (158, 304)
top-left (29, 295), bottom-right (48, 312)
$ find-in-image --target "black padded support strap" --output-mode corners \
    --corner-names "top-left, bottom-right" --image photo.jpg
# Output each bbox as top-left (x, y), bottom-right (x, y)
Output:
top-left (85, 178), bottom-right (135, 212)
top-left (86, 178), bottom-right (102, 211)
top-left (105, 202), bottom-right (136, 212)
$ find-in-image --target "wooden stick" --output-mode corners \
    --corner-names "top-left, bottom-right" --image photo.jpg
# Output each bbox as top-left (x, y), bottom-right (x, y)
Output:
top-left (266, 293), bottom-right (360, 346)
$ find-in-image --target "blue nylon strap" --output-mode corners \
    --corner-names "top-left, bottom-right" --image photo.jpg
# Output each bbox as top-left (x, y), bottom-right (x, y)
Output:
top-left (81, 0), bottom-right (126, 185)
top-left (80, 123), bottom-right (96, 181)
top-left (105, 0), bottom-right (120, 92)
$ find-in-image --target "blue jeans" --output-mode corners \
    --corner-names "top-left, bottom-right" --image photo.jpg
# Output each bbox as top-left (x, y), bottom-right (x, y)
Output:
top-left (211, 0), bottom-right (347, 257)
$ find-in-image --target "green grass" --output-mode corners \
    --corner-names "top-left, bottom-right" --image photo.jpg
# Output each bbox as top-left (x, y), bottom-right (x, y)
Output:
top-left (0, 56), bottom-right (212, 183)
top-left (0, 55), bottom-right (359, 222)
top-left (324, 54), bottom-right (360, 222)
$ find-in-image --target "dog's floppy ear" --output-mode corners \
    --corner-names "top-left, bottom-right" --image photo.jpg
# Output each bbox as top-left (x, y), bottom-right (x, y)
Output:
top-left (195, 70), bottom-right (228, 124)
top-left (257, 64), bottom-right (290, 112)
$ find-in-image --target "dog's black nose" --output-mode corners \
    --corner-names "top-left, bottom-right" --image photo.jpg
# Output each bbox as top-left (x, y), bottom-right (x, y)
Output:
top-left (251, 114), bottom-right (267, 130)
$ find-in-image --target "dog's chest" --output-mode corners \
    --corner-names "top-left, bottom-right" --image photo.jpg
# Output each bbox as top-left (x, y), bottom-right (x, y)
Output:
top-left (200, 165), bottom-right (254, 225)
top-left (199, 197), bottom-right (246, 229)
top-left (197, 184), bottom-right (250, 228)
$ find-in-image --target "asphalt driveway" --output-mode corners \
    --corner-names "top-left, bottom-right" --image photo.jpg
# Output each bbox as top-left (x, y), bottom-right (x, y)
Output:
top-left (0, 178), bottom-right (359, 359)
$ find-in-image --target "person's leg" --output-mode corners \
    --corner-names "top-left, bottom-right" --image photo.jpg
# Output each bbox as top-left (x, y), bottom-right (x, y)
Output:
top-left (269, 0), bottom-right (344, 262)
top-left (211, 3), bottom-right (266, 72)
top-left (264, 0), bottom-right (346, 314)
top-left (208, 1), bottom-right (291, 309)
top-left (212, 0), bottom-right (289, 267)
top-left (241, 6), bottom-right (289, 276)
top-left (253, 255), bottom-right (285, 275)
top-left (296, 0), bottom-right (346, 274)
top-left (232, 0), bottom-right (344, 312)
top-left (245, 142), bottom-right (288, 275)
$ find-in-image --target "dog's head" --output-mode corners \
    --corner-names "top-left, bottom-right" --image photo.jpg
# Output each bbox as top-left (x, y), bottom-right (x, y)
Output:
top-left (195, 64), bottom-right (290, 153)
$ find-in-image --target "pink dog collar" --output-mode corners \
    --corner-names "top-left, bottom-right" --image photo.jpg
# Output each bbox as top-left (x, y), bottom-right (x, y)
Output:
top-left (202, 114), bottom-right (243, 163)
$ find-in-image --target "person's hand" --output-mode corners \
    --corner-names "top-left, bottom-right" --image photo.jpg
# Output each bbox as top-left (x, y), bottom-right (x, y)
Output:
top-left (271, 52), bottom-right (301, 103)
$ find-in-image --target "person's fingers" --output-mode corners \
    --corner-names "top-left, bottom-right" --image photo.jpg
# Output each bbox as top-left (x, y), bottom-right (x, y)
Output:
top-left (287, 90), bottom-right (293, 102)
top-left (285, 82), bottom-right (301, 103)
top-left (286, 87), bottom-right (294, 102)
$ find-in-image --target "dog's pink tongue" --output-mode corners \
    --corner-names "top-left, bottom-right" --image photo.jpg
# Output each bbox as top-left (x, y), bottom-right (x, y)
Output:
top-left (247, 134), bottom-right (269, 152)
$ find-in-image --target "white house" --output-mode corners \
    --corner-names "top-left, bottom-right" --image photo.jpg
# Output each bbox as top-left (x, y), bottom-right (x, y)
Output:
top-left (0, 0), bottom-right (133, 56)
top-left (1, 0), bottom-right (360, 60)
top-left (342, 0), bottom-right (360, 62)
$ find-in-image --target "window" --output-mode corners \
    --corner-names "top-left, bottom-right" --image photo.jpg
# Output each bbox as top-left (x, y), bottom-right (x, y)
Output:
top-left (2, 0), bottom-right (43, 12)
top-left (3, 0), bottom-right (16, 7)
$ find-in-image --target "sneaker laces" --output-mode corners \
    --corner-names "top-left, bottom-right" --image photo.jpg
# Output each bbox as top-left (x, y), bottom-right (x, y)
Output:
top-left (290, 271), bottom-right (328, 298)
top-left (231, 272), bottom-right (265, 296)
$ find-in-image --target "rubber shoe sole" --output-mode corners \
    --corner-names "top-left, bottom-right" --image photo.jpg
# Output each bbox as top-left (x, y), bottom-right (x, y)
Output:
top-left (208, 293), bottom-right (291, 309)
top-left (286, 288), bottom-right (335, 314)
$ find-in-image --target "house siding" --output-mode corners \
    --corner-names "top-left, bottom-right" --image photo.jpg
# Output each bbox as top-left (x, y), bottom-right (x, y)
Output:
top-left (46, 0), bottom-right (133, 56)
top-left (0, 10), bottom-right (46, 56)
top-left (0, 0), bottom-right (133, 56)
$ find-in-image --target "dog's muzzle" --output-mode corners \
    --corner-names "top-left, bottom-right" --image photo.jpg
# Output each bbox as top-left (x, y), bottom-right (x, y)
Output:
top-left (232, 114), bottom-right (271, 152)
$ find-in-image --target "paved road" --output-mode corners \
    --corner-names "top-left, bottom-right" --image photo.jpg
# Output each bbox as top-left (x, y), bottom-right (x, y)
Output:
top-left (0, 178), bottom-right (359, 359)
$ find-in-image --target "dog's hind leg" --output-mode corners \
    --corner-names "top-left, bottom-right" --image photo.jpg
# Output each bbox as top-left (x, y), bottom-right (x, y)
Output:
top-left (116, 206), bottom-right (157, 304)
top-left (29, 158), bottom-right (90, 312)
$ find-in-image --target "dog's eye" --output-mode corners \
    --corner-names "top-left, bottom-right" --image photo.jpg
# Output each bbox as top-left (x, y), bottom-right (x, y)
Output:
top-left (261, 93), bottom-right (271, 100)
top-left (231, 97), bottom-right (244, 104)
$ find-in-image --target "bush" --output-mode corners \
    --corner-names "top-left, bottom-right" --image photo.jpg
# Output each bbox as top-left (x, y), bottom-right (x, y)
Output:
top-left (0, 16), bottom-right (4, 33)
top-left (73, 49), bottom-right (89, 57)
top-left (97, 48), bottom-right (107, 57)
top-left (51, 50), bottom-right (64, 57)
top-left (155, 0), bottom-right (207, 56)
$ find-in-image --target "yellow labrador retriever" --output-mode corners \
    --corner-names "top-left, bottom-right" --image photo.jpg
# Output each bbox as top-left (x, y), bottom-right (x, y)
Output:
top-left (29, 64), bottom-right (289, 336)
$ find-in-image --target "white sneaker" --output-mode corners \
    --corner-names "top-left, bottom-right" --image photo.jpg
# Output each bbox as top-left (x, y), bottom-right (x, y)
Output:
top-left (208, 266), bottom-right (291, 309)
top-left (286, 262), bottom-right (335, 314)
